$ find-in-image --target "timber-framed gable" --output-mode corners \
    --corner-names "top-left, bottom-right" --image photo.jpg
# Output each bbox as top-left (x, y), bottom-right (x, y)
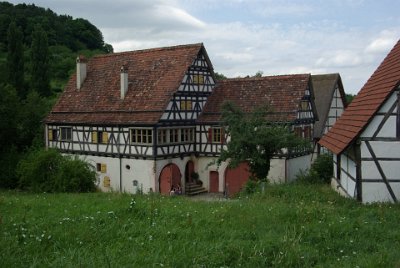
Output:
top-left (320, 39), bottom-right (400, 203)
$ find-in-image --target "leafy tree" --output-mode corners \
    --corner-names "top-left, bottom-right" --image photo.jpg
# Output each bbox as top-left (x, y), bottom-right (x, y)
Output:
top-left (253, 71), bottom-right (263, 77)
top-left (345, 93), bottom-right (355, 104)
top-left (215, 72), bottom-right (227, 81)
top-left (18, 90), bottom-right (50, 149)
top-left (217, 101), bottom-right (309, 180)
top-left (6, 21), bottom-right (25, 98)
top-left (30, 24), bottom-right (50, 96)
top-left (0, 83), bottom-right (19, 148)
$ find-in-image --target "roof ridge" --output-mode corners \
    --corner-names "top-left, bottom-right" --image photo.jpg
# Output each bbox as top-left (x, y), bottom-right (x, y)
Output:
top-left (92, 43), bottom-right (203, 59)
top-left (221, 73), bottom-right (310, 82)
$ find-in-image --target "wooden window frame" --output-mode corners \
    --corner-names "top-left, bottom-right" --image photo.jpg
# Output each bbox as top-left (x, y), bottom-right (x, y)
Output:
top-left (157, 129), bottom-right (168, 144)
top-left (169, 128), bottom-right (179, 144)
top-left (48, 129), bottom-right (57, 141)
top-left (208, 127), bottom-right (225, 144)
top-left (181, 128), bottom-right (195, 143)
top-left (293, 126), bottom-right (302, 138)
top-left (92, 131), bottom-right (108, 144)
top-left (60, 127), bottom-right (72, 141)
top-left (130, 128), bottom-right (153, 145)
top-left (180, 100), bottom-right (192, 111)
top-left (300, 100), bottom-right (309, 111)
top-left (193, 74), bottom-right (204, 84)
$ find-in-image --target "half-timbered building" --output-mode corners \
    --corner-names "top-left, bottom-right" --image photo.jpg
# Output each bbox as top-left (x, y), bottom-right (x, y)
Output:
top-left (319, 40), bottom-right (400, 203)
top-left (45, 43), bottom-right (217, 194)
top-left (45, 43), bottom-right (318, 195)
top-left (197, 74), bottom-right (318, 195)
top-left (311, 73), bottom-right (347, 155)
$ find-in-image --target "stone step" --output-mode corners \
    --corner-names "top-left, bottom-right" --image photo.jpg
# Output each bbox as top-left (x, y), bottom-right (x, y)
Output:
top-left (185, 182), bottom-right (207, 196)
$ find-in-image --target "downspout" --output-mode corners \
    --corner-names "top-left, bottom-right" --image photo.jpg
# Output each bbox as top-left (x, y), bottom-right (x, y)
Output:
top-left (118, 125), bottom-right (122, 192)
top-left (354, 140), bottom-right (362, 202)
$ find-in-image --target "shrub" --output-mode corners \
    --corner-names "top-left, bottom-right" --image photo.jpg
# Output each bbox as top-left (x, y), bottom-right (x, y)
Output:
top-left (17, 148), bottom-right (96, 192)
top-left (55, 156), bottom-right (96, 192)
top-left (311, 153), bottom-right (333, 183)
top-left (296, 153), bottom-right (333, 184)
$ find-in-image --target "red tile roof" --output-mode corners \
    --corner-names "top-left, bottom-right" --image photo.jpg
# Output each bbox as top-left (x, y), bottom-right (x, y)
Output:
top-left (319, 40), bottom-right (400, 154)
top-left (198, 74), bottom-right (311, 123)
top-left (45, 43), bottom-right (205, 125)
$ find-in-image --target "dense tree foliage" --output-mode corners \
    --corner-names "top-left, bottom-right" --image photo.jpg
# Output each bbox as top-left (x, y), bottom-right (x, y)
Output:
top-left (0, 2), bottom-right (113, 190)
top-left (6, 21), bottom-right (25, 97)
top-left (30, 24), bottom-right (50, 96)
top-left (217, 101), bottom-right (309, 180)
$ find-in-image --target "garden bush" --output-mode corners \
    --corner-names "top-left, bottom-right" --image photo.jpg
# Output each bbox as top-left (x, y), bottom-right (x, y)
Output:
top-left (296, 153), bottom-right (333, 184)
top-left (17, 148), bottom-right (96, 192)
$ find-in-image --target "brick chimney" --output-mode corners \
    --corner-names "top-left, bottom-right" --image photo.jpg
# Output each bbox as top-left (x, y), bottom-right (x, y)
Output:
top-left (76, 55), bottom-right (87, 90)
top-left (120, 64), bottom-right (128, 99)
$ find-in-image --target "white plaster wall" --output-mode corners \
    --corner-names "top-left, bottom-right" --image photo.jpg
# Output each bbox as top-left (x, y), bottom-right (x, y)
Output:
top-left (63, 154), bottom-right (157, 194)
top-left (362, 182), bottom-right (400, 203)
top-left (120, 158), bottom-right (155, 194)
top-left (73, 154), bottom-right (120, 192)
top-left (340, 154), bottom-right (356, 198)
top-left (361, 92), bottom-right (397, 138)
top-left (361, 140), bottom-right (400, 158)
top-left (268, 158), bottom-right (286, 183)
top-left (287, 154), bottom-right (312, 182)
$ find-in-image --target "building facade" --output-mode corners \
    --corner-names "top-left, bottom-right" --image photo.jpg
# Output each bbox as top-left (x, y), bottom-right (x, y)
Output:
top-left (45, 43), bottom-right (318, 195)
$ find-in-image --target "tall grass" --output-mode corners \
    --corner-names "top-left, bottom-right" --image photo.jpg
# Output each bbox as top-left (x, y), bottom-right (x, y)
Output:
top-left (1, 184), bottom-right (400, 267)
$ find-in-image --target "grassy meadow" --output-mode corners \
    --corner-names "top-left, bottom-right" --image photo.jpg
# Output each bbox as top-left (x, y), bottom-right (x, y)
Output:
top-left (1, 183), bottom-right (400, 267)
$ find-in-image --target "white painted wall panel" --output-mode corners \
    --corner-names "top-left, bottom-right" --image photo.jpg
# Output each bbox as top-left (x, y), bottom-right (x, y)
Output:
top-left (362, 182), bottom-right (400, 203)
top-left (363, 141), bottom-right (400, 158)
top-left (287, 154), bottom-right (312, 182)
top-left (362, 160), bottom-right (400, 180)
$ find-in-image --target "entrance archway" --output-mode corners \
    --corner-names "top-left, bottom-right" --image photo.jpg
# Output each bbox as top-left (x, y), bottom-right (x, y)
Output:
top-left (185, 161), bottom-right (194, 183)
top-left (159, 163), bottom-right (181, 194)
top-left (224, 162), bottom-right (251, 196)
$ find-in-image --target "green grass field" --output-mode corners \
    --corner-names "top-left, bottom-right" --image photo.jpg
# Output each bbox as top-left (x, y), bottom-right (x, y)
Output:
top-left (1, 183), bottom-right (400, 267)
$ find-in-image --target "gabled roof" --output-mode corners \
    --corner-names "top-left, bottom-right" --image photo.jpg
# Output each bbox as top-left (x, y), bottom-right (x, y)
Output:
top-left (198, 74), bottom-right (312, 123)
top-left (319, 40), bottom-right (400, 154)
top-left (312, 73), bottom-right (347, 139)
top-left (45, 43), bottom-right (208, 125)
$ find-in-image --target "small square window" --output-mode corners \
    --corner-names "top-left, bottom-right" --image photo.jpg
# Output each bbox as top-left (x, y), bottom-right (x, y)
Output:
top-left (60, 127), bottom-right (72, 141)
top-left (180, 100), bottom-right (192, 110)
top-left (193, 74), bottom-right (204, 84)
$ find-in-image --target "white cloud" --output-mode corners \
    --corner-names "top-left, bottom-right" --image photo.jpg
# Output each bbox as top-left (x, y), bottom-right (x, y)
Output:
top-left (365, 30), bottom-right (398, 53)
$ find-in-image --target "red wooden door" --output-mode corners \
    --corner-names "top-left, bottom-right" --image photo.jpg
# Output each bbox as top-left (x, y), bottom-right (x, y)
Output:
top-left (185, 161), bottom-right (194, 182)
top-left (209, 171), bottom-right (219, 193)
top-left (225, 162), bottom-right (251, 196)
top-left (159, 164), bottom-right (181, 194)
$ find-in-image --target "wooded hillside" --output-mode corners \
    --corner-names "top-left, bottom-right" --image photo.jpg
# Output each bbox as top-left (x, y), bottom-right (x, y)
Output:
top-left (0, 1), bottom-right (113, 189)
top-left (0, 1), bottom-right (113, 91)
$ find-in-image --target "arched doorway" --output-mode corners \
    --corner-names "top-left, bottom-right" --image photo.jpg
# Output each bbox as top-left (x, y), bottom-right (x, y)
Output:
top-left (185, 161), bottom-right (194, 183)
top-left (209, 171), bottom-right (219, 193)
top-left (159, 164), bottom-right (181, 194)
top-left (224, 162), bottom-right (251, 196)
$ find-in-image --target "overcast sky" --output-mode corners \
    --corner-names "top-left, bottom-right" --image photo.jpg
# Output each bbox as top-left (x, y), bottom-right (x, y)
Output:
top-left (7, 0), bottom-right (400, 94)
